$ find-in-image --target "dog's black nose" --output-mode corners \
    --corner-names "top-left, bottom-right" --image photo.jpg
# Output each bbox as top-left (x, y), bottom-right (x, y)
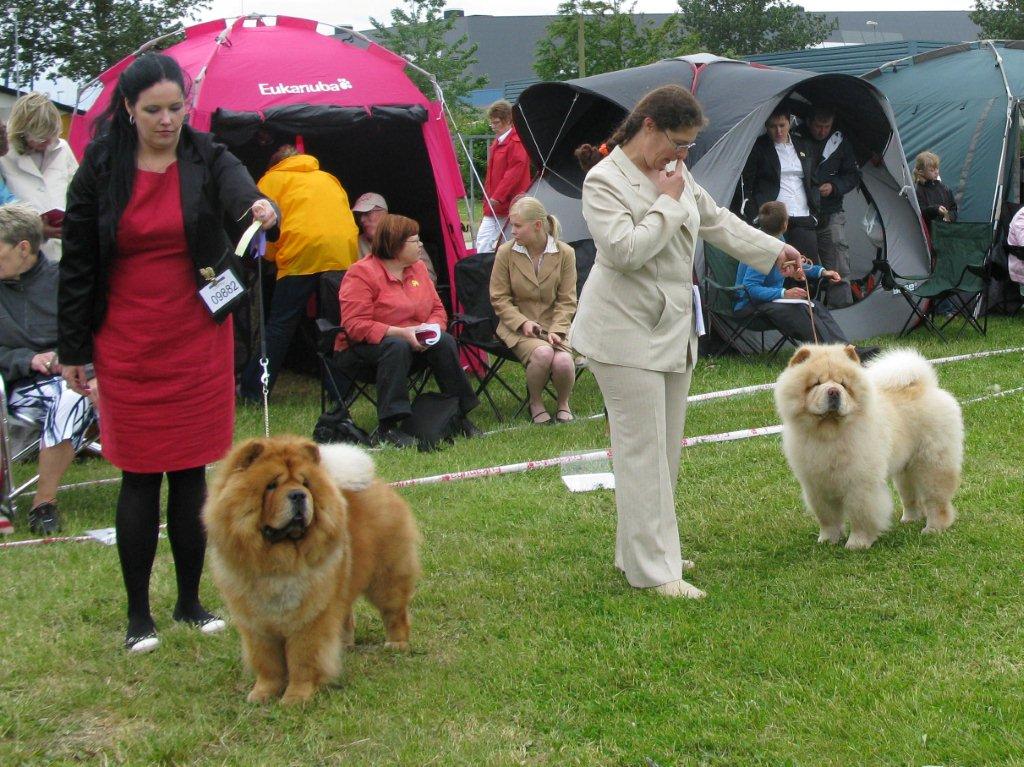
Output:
top-left (287, 489), bottom-right (306, 505)
top-left (827, 387), bottom-right (842, 409)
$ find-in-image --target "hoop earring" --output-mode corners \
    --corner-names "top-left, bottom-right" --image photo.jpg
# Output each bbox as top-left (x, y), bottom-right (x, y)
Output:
top-left (128, 114), bottom-right (135, 125)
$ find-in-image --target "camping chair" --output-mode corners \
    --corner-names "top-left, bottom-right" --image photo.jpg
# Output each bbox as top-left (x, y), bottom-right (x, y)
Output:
top-left (0, 376), bottom-right (101, 521)
top-left (450, 251), bottom-right (529, 421)
top-left (701, 244), bottom-right (799, 360)
top-left (887, 221), bottom-right (993, 340)
top-left (314, 319), bottom-right (432, 419)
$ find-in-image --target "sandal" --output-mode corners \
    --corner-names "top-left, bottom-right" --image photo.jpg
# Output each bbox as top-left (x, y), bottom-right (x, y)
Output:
top-left (530, 405), bottom-right (552, 425)
top-left (555, 409), bottom-right (574, 423)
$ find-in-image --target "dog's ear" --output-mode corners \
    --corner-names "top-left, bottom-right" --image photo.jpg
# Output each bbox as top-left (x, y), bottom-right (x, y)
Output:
top-left (228, 439), bottom-right (266, 471)
top-left (843, 344), bottom-right (860, 363)
top-left (788, 346), bottom-right (813, 367)
top-left (298, 438), bottom-right (321, 465)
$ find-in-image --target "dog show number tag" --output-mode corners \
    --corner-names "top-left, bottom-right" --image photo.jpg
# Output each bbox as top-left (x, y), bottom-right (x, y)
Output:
top-left (199, 269), bottom-right (244, 315)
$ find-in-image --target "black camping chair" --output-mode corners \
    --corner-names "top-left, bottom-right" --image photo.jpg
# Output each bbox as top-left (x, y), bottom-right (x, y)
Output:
top-left (450, 251), bottom-right (531, 421)
top-left (315, 319), bottom-right (433, 419)
top-left (702, 244), bottom-right (800, 360)
top-left (884, 221), bottom-right (993, 340)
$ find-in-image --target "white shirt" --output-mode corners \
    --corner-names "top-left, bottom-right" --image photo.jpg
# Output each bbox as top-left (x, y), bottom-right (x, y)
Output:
top-left (512, 235), bottom-right (559, 276)
top-left (0, 138), bottom-right (79, 262)
top-left (773, 140), bottom-right (810, 218)
top-left (497, 127), bottom-right (512, 144)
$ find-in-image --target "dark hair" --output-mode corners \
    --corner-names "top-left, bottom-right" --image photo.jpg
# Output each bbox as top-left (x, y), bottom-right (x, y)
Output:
top-left (93, 53), bottom-right (190, 231)
top-left (767, 105), bottom-right (792, 124)
top-left (575, 85), bottom-right (706, 172)
top-left (372, 214), bottom-right (419, 260)
top-left (810, 104), bottom-right (836, 123)
top-left (757, 201), bottom-right (788, 236)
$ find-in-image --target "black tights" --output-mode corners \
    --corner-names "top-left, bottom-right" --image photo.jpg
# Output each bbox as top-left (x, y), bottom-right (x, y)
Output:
top-left (115, 466), bottom-right (212, 637)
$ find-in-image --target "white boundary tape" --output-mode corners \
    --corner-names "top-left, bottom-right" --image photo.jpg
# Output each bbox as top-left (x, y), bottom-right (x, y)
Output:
top-left (5, 345), bottom-right (1024, 549)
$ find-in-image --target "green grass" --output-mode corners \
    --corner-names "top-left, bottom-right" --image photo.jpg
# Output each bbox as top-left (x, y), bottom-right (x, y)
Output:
top-left (3, 320), bottom-right (1024, 765)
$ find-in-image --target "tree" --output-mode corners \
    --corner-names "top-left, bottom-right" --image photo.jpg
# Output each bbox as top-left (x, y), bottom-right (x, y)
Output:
top-left (970, 0), bottom-right (1024, 39)
top-left (370, 0), bottom-right (487, 124)
top-left (673, 0), bottom-right (836, 58)
top-left (534, 0), bottom-right (697, 81)
top-left (1, 1), bottom-right (209, 89)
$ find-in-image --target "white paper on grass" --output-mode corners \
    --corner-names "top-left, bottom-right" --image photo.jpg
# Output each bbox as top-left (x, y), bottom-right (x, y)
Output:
top-left (86, 527), bottom-right (117, 545)
top-left (561, 473), bottom-right (616, 492)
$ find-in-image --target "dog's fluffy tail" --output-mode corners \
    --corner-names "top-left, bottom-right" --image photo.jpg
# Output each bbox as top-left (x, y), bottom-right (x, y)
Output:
top-left (866, 348), bottom-right (939, 390)
top-left (318, 443), bottom-right (376, 491)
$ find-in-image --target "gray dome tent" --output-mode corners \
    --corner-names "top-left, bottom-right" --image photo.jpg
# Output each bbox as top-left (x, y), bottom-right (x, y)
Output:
top-left (513, 54), bottom-right (931, 343)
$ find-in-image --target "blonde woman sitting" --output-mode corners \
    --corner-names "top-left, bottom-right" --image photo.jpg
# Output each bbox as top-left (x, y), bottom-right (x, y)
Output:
top-left (489, 196), bottom-right (578, 423)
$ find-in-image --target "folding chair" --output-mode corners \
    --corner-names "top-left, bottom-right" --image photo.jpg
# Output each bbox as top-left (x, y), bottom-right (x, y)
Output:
top-left (0, 376), bottom-right (101, 521)
top-left (314, 319), bottom-right (432, 423)
top-left (886, 221), bottom-right (993, 340)
top-left (701, 244), bottom-right (800, 360)
top-left (450, 252), bottom-right (530, 421)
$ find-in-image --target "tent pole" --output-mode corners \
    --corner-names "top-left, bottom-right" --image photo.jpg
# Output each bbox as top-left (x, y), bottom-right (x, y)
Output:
top-left (984, 40), bottom-right (1016, 227)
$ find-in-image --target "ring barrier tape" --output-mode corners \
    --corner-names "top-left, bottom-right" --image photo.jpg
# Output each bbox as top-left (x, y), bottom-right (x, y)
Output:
top-left (5, 346), bottom-right (1024, 549)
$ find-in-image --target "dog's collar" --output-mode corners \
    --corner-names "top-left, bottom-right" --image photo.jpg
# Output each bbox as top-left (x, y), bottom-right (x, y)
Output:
top-left (261, 515), bottom-right (308, 544)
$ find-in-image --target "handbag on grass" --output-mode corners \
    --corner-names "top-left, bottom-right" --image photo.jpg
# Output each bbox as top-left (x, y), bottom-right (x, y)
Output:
top-left (402, 392), bottom-right (461, 452)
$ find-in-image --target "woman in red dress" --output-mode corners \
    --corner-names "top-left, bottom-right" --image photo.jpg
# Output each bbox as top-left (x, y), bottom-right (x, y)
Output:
top-left (59, 54), bottom-right (279, 653)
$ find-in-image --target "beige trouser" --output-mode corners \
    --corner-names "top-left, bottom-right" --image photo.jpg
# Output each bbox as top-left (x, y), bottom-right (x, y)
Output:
top-left (588, 359), bottom-right (693, 588)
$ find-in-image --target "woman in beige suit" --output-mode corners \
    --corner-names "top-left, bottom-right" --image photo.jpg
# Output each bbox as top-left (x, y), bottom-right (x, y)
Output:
top-left (490, 196), bottom-right (577, 423)
top-left (571, 85), bottom-right (801, 599)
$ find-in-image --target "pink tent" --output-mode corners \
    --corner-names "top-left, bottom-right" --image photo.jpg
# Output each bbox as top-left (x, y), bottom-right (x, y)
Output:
top-left (70, 15), bottom-right (469, 298)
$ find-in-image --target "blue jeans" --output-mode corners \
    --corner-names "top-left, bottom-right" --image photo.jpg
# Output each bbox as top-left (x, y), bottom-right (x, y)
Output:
top-left (239, 273), bottom-right (321, 400)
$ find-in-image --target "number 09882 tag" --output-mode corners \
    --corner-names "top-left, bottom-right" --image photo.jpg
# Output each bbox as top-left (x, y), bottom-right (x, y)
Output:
top-left (199, 269), bottom-right (245, 319)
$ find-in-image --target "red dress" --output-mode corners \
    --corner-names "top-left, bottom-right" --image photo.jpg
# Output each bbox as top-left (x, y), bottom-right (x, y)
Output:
top-left (94, 163), bottom-right (234, 473)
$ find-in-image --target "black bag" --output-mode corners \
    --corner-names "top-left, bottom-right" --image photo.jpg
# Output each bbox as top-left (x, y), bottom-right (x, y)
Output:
top-left (402, 392), bottom-right (462, 452)
top-left (312, 404), bottom-right (371, 446)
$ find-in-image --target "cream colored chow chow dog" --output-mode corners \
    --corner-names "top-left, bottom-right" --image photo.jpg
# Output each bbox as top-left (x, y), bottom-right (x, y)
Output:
top-left (774, 344), bottom-right (963, 549)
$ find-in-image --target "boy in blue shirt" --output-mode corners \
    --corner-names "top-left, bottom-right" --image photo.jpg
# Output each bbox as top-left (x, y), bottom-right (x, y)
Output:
top-left (734, 202), bottom-right (874, 353)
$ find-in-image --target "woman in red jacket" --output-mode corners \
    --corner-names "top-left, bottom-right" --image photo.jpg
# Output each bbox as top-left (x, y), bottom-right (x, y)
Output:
top-left (336, 214), bottom-right (480, 447)
top-left (474, 100), bottom-right (532, 253)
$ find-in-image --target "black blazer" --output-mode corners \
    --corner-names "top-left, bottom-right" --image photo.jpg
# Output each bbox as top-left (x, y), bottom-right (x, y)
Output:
top-left (59, 126), bottom-right (279, 365)
top-left (795, 127), bottom-right (861, 216)
top-left (741, 133), bottom-right (819, 221)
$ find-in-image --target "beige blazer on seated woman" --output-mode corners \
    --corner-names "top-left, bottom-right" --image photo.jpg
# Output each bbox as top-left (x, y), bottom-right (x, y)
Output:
top-left (490, 237), bottom-right (577, 364)
top-left (569, 146), bottom-right (782, 372)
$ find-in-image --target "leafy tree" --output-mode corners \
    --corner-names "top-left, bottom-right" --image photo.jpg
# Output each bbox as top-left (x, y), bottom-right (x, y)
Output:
top-left (534, 0), bottom-right (697, 81)
top-left (370, 0), bottom-right (487, 124)
top-left (969, 0), bottom-right (1024, 39)
top-left (1, 1), bottom-right (209, 88)
top-left (52, 1), bottom-right (210, 84)
top-left (673, 0), bottom-right (836, 58)
top-left (1, 3), bottom-right (63, 88)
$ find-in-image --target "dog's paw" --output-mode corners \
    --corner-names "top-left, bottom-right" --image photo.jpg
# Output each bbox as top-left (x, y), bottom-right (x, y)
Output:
top-left (844, 533), bottom-right (877, 550)
top-left (280, 683), bottom-right (315, 706)
top-left (384, 640), bottom-right (410, 652)
top-left (247, 683), bottom-right (282, 704)
top-left (921, 523), bottom-right (948, 535)
top-left (900, 509), bottom-right (924, 524)
top-left (817, 527), bottom-right (843, 545)
top-left (318, 443), bottom-right (375, 490)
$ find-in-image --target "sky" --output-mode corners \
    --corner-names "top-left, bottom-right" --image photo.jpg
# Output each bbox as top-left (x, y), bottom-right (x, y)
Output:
top-left (201, 1), bottom-right (973, 31)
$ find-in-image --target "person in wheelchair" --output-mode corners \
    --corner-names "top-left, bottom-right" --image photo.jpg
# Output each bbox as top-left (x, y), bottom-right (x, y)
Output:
top-left (0, 205), bottom-right (97, 535)
top-left (489, 196), bottom-right (578, 424)
top-left (335, 214), bottom-right (480, 448)
top-left (734, 202), bottom-right (875, 354)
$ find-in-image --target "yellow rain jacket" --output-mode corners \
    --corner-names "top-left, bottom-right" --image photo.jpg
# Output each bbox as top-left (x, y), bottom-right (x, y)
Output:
top-left (256, 154), bottom-right (359, 277)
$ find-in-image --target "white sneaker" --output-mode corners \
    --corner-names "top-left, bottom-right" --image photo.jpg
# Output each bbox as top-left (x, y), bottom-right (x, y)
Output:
top-left (125, 632), bottom-right (160, 653)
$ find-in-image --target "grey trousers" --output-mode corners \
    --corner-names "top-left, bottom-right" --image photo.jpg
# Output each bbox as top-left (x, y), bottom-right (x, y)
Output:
top-left (588, 359), bottom-right (693, 588)
top-left (816, 211), bottom-right (854, 308)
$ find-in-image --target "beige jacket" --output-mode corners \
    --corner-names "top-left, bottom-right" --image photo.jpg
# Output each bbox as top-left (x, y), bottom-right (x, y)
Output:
top-left (568, 146), bottom-right (782, 372)
top-left (0, 139), bottom-right (78, 262)
top-left (490, 237), bottom-right (577, 348)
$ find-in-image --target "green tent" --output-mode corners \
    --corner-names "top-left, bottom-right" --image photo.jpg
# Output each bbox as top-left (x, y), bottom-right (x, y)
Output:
top-left (864, 41), bottom-right (1024, 225)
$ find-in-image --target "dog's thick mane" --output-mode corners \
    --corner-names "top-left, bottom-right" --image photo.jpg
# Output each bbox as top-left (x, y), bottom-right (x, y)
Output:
top-left (865, 348), bottom-right (938, 391)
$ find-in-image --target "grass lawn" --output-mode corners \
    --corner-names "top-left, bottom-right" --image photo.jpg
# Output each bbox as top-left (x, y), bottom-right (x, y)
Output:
top-left (2, 320), bottom-right (1024, 765)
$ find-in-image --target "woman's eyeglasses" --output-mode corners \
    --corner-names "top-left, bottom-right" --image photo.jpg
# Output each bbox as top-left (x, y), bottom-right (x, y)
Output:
top-left (663, 130), bottom-right (697, 153)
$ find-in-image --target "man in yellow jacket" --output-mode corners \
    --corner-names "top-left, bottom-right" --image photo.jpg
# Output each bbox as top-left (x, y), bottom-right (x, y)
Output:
top-left (239, 145), bottom-right (359, 401)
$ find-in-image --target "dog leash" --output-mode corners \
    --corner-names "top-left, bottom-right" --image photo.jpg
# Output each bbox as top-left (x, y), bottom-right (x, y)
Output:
top-left (795, 258), bottom-right (821, 344)
top-left (236, 213), bottom-right (272, 438)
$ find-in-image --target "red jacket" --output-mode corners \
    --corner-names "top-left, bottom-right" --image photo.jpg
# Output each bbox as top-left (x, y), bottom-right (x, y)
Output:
top-left (336, 256), bottom-right (446, 351)
top-left (483, 128), bottom-right (532, 217)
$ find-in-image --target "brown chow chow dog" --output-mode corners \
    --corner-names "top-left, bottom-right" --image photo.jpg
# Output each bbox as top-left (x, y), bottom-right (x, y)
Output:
top-left (203, 436), bottom-right (420, 704)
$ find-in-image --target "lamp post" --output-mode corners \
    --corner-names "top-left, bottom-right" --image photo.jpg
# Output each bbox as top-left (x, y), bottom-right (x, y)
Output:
top-left (866, 20), bottom-right (879, 44)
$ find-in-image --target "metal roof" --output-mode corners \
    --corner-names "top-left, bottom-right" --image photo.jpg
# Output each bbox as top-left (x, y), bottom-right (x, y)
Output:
top-left (743, 40), bottom-right (958, 75)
